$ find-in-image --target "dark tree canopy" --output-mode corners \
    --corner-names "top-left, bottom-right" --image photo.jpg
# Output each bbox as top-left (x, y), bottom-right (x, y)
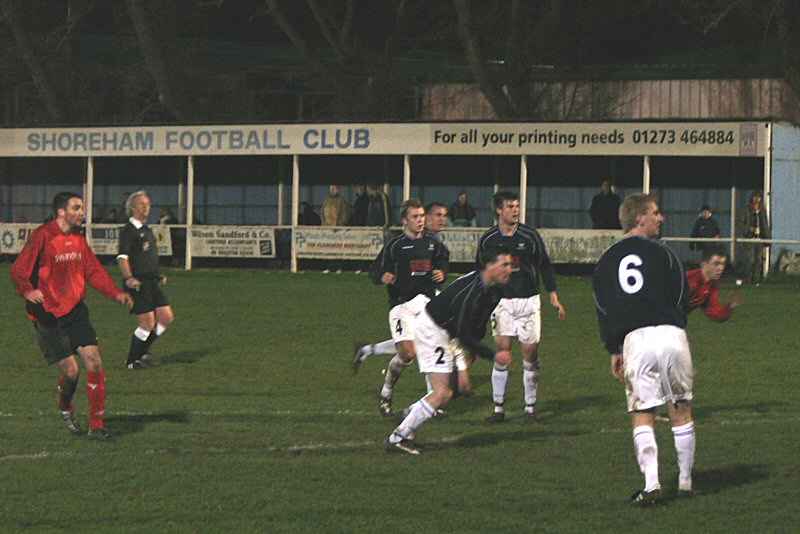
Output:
top-left (0, 0), bottom-right (794, 125)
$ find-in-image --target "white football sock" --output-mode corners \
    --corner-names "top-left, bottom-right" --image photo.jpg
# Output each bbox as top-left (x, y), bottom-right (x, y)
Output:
top-left (390, 398), bottom-right (435, 442)
top-left (491, 362), bottom-right (509, 406)
top-left (380, 356), bottom-right (410, 399)
top-left (672, 421), bottom-right (695, 491)
top-left (523, 359), bottom-right (540, 406)
top-left (134, 327), bottom-right (150, 341)
top-left (633, 425), bottom-right (660, 492)
top-left (372, 339), bottom-right (397, 355)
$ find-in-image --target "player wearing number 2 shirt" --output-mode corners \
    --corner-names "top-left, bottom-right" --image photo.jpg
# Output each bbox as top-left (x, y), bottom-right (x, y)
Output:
top-left (592, 193), bottom-right (694, 506)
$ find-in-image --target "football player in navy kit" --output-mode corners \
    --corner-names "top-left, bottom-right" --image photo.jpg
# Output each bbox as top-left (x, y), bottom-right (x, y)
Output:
top-left (117, 191), bottom-right (175, 369)
top-left (352, 202), bottom-right (450, 369)
top-left (372, 199), bottom-right (449, 416)
top-left (592, 193), bottom-right (694, 505)
top-left (477, 190), bottom-right (566, 423)
top-left (386, 245), bottom-right (513, 455)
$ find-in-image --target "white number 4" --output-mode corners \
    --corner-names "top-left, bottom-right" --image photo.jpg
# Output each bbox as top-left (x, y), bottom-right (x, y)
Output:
top-left (618, 254), bottom-right (644, 294)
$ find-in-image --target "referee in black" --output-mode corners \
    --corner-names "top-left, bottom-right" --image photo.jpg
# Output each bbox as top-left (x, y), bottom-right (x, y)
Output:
top-left (117, 191), bottom-right (175, 369)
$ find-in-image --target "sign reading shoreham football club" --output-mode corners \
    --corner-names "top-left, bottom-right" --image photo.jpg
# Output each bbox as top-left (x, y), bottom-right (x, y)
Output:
top-left (190, 226), bottom-right (276, 258)
top-left (294, 228), bottom-right (384, 260)
top-left (0, 121), bottom-right (766, 157)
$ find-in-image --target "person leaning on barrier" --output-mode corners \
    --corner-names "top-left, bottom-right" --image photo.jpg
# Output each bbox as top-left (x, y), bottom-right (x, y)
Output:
top-left (689, 205), bottom-right (720, 254)
top-left (736, 190), bottom-right (770, 284)
top-left (298, 202), bottom-right (321, 226)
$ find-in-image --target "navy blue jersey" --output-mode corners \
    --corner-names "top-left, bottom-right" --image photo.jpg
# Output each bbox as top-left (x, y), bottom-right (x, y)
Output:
top-left (592, 236), bottom-right (689, 355)
top-left (377, 232), bottom-right (449, 308)
top-left (476, 224), bottom-right (556, 298)
top-left (118, 221), bottom-right (160, 279)
top-left (426, 270), bottom-right (504, 361)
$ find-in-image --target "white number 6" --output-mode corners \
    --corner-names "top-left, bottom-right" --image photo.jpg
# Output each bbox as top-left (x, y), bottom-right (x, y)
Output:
top-left (618, 254), bottom-right (644, 294)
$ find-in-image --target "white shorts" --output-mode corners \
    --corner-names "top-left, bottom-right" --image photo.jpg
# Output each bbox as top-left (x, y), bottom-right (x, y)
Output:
top-left (491, 296), bottom-right (541, 345)
top-left (415, 311), bottom-right (468, 374)
top-left (623, 325), bottom-right (694, 412)
top-left (389, 294), bottom-right (430, 343)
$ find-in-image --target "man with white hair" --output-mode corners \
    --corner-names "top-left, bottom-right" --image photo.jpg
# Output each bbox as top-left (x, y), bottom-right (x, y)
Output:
top-left (117, 191), bottom-right (175, 369)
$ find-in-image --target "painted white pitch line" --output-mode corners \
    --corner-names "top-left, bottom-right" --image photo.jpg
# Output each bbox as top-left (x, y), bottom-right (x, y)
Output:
top-left (0, 436), bottom-right (462, 462)
top-left (0, 409), bottom-right (376, 418)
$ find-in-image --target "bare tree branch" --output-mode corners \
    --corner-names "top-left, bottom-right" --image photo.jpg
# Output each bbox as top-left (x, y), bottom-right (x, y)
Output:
top-left (0, 0), bottom-right (66, 121)
top-left (126, 0), bottom-right (196, 122)
top-left (454, 0), bottom-right (516, 118)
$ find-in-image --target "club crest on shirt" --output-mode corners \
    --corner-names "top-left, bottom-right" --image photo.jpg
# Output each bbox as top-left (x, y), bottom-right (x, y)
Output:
top-left (142, 241), bottom-right (151, 252)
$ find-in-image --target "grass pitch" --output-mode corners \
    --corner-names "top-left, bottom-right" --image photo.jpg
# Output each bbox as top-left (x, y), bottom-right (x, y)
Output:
top-left (0, 264), bottom-right (798, 533)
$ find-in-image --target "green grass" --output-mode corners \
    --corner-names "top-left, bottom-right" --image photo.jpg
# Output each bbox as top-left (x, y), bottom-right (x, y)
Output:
top-left (0, 264), bottom-right (798, 533)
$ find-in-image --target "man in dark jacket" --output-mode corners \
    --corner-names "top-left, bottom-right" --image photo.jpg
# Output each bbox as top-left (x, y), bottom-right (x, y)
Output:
top-left (689, 205), bottom-right (721, 253)
top-left (590, 181), bottom-right (622, 229)
top-left (351, 184), bottom-right (369, 226)
top-left (366, 183), bottom-right (391, 228)
top-left (736, 190), bottom-right (771, 284)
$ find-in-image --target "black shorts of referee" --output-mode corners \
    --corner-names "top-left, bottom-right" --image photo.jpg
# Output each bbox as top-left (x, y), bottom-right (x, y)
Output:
top-left (126, 277), bottom-right (170, 315)
top-left (34, 302), bottom-right (98, 365)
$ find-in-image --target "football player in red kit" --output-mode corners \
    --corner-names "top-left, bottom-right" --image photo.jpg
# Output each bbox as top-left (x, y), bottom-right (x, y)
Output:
top-left (11, 192), bottom-right (133, 441)
top-left (686, 246), bottom-right (741, 322)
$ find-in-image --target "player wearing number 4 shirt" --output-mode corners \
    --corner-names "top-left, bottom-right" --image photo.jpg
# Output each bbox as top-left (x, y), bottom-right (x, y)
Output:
top-left (351, 202), bottom-right (470, 415)
top-left (592, 193), bottom-right (695, 506)
top-left (373, 199), bottom-right (449, 417)
top-left (117, 191), bottom-right (175, 370)
top-left (386, 245), bottom-right (513, 455)
top-left (477, 190), bottom-right (566, 423)
top-left (11, 192), bottom-right (133, 441)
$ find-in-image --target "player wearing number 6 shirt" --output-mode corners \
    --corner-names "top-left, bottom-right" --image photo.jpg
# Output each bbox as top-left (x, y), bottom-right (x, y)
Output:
top-left (592, 193), bottom-right (694, 506)
top-left (386, 245), bottom-right (513, 454)
top-left (10, 192), bottom-right (133, 442)
top-left (117, 191), bottom-right (175, 370)
top-left (374, 199), bottom-right (449, 417)
top-left (477, 190), bottom-right (566, 423)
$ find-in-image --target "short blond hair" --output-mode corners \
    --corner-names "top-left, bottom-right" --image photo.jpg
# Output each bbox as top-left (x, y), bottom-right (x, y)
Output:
top-left (619, 193), bottom-right (657, 232)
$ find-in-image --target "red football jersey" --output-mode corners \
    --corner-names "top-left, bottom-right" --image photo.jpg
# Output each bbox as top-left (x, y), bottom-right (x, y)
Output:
top-left (686, 268), bottom-right (732, 322)
top-left (11, 220), bottom-right (123, 321)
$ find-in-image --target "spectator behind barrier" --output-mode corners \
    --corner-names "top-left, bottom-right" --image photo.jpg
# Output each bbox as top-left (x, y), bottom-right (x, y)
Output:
top-left (589, 180), bottom-right (621, 229)
top-left (366, 182), bottom-right (391, 228)
top-left (351, 183), bottom-right (369, 226)
top-left (689, 204), bottom-right (720, 253)
top-left (449, 191), bottom-right (477, 227)
top-left (298, 202), bottom-right (321, 226)
top-left (322, 184), bottom-right (350, 226)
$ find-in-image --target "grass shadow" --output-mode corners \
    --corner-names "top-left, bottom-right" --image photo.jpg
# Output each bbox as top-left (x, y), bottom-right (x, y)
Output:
top-left (694, 401), bottom-right (789, 418)
top-left (693, 463), bottom-right (769, 495)
top-left (104, 411), bottom-right (191, 437)
top-left (161, 348), bottom-right (214, 365)
top-left (440, 428), bottom-right (591, 450)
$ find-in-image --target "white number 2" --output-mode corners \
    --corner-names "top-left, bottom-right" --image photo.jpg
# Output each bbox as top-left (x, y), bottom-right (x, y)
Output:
top-left (618, 254), bottom-right (644, 294)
